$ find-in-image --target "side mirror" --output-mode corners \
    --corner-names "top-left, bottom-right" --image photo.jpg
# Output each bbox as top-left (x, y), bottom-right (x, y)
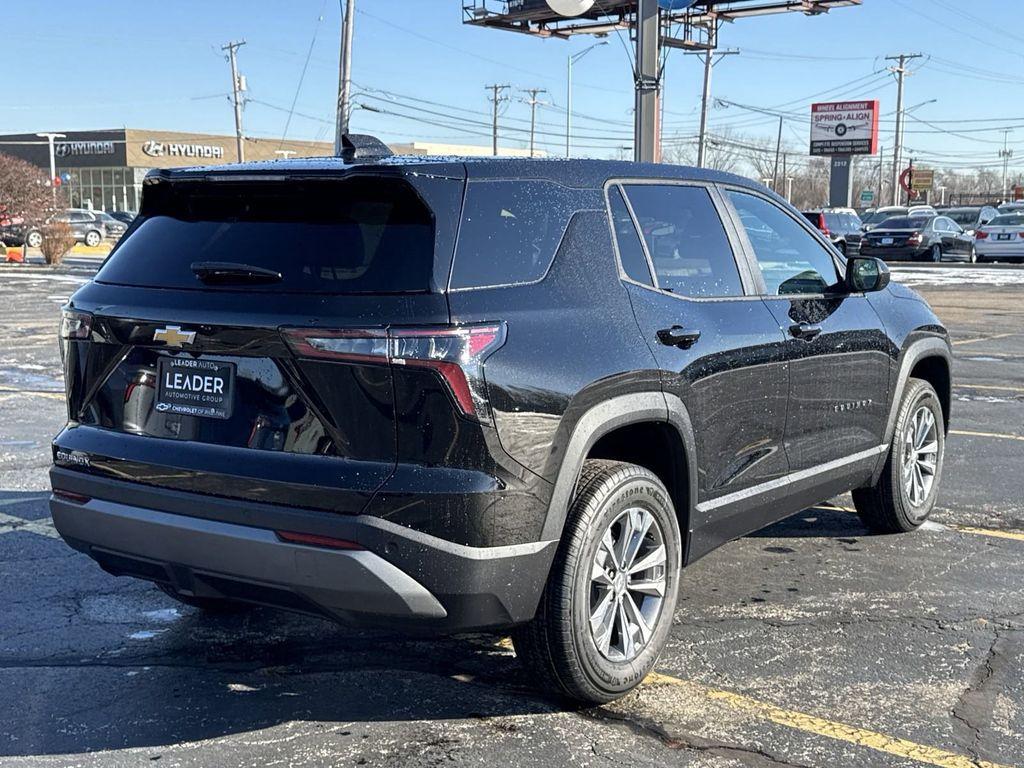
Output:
top-left (846, 256), bottom-right (890, 293)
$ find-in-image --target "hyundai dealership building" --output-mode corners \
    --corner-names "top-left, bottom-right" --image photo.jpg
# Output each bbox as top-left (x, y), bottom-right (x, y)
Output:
top-left (0, 128), bottom-right (536, 213)
top-left (0, 129), bottom-right (335, 212)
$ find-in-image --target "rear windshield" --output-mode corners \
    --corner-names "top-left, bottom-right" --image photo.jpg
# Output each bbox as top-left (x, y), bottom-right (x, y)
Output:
top-left (946, 210), bottom-right (979, 226)
top-left (863, 209), bottom-right (906, 225)
top-left (96, 177), bottom-right (436, 293)
top-left (877, 217), bottom-right (928, 230)
top-left (989, 214), bottom-right (1024, 226)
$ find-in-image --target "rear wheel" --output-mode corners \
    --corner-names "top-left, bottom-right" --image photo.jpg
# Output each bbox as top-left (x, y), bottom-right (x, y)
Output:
top-left (84, 230), bottom-right (102, 247)
top-left (512, 460), bottom-right (682, 704)
top-left (853, 378), bottom-right (945, 533)
top-left (929, 244), bottom-right (942, 262)
top-left (25, 230), bottom-right (43, 249)
top-left (967, 245), bottom-right (977, 264)
top-left (157, 583), bottom-right (250, 613)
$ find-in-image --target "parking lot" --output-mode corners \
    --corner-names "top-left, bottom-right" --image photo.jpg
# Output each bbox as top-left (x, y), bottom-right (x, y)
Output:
top-left (0, 260), bottom-right (1021, 768)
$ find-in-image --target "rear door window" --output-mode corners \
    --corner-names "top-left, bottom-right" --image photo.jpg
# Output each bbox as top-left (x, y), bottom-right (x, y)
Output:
top-left (622, 184), bottom-right (743, 298)
top-left (449, 180), bottom-right (587, 289)
top-left (95, 177), bottom-right (437, 294)
top-left (608, 186), bottom-right (653, 286)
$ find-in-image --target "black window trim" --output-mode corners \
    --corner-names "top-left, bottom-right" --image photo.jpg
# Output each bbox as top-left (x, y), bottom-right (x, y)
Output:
top-left (602, 178), bottom-right (761, 303)
top-left (716, 183), bottom-right (852, 300)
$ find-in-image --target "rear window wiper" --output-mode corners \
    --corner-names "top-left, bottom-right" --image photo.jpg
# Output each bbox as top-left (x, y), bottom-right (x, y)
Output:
top-left (191, 261), bottom-right (283, 285)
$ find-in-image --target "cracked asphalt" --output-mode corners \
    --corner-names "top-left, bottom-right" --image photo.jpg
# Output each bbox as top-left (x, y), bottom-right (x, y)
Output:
top-left (0, 260), bottom-right (1022, 767)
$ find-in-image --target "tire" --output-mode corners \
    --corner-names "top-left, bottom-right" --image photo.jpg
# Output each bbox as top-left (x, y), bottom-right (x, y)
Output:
top-left (512, 459), bottom-right (682, 704)
top-left (853, 378), bottom-right (945, 534)
top-left (84, 230), bottom-right (102, 247)
top-left (967, 245), bottom-right (977, 264)
top-left (929, 244), bottom-right (942, 263)
top-left (25, 230), bottom-right (43, 249)
top-left (156, 583), bottom-right (250, 613)
top-left (838, 241), bottom-right (847, 257)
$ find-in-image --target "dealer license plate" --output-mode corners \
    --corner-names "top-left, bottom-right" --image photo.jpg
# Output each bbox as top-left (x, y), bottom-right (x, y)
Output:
top-left (156, 357), bottom-right (235, 420)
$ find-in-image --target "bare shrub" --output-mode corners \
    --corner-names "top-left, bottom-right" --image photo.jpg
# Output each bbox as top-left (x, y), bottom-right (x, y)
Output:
top-left (40, 220), bottom-right (75, 265)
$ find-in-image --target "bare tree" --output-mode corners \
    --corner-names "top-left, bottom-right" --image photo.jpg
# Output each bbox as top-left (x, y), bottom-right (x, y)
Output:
top-left (663, 131), bottom-right (743, 175)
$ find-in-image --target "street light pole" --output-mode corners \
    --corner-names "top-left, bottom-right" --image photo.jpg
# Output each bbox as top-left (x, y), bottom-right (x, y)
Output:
top-left (999, 129), bottom-right (1014, 202)
top-left (566, 41), bottom-right (607, 158)
top-left (35, 132), bottom-right (65, 203)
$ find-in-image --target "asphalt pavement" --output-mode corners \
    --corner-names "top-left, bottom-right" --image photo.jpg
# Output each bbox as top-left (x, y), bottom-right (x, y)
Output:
top-left (0, 261), bottom-right (1022, 767)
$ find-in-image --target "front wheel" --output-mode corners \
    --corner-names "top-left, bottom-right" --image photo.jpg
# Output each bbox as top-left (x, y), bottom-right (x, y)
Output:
top-left (929, 244), bottom-right (942, 263)
top-left (25, 230), bottom-right (43, 249)
top-left (512, 460), bottom-right (682, 704)
top-left (853, 378), bottom-right (945, 533)
top-left (84, 230), bottom-right (102, 247)
top-left (967, 245), bottom-right (977, 264)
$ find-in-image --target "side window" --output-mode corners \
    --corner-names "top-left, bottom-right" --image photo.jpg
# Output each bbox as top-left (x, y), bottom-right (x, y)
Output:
top-left (622, 184), bottom-right (743, 298)
top-left (608, 186), bottom-right (652, 286)
top-left (727, 191), bottom-right (841, 297)
top-left (450, 180), bottom-right (582, 289)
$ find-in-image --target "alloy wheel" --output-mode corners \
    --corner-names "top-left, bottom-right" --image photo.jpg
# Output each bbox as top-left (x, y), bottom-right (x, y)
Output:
top-left (589, 507), bottom-right (667, 663)
top-left (902, 405), bottom-right (939, 513)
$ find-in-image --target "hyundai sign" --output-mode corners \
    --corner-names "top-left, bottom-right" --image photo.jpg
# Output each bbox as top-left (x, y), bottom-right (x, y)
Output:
top-left (810, 100), bottom-right (880, 156)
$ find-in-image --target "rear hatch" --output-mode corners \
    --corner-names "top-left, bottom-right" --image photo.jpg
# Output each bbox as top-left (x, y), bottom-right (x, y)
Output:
top-left (57, 165), bottom-right (465, 512)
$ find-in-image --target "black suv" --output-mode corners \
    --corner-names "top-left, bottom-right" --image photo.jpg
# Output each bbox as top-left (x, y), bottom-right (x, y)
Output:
top-left (51, 138), bottom-right (952, 703)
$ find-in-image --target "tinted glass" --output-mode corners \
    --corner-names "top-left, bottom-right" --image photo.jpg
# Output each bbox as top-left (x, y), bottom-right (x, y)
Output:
top-left (623, 184), bottom-right (743, 298)
top-left (608, 186), bottom-right (652, 286)
top-left (877, 217), bottom-right (929, 230)
top-left (451, 180), bottom-right (584, 289)
top-left (947, 209), bottom-right (979, 226)
top-left (96, 177), bottom-right (436, 293)
top-left (802, 212), bottom-right (822, 227)
top-left (728, 191), bottom-right (840, 296)
top-left (990, 214), bottom-right (1024, 226)
top-left (824, 213), bottom-right (844, 232)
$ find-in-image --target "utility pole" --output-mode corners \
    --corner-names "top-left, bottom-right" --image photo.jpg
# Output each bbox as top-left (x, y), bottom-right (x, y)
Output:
top-left (35, 132), bottom-right (65, 204)
top-left (781, 153), bottom-right (788, 200)
top-left (222, 40), bottom-right (247, 162)
top-left (999, 129), bottom-right (1014, 202)
top-left (334, 0), bottom-right (355, 154)
top-left (521, 88), bottom-right (548, 158)
top-left (772, 115), bottom-right (784, 192)
top-left (486, 84), bottom-right (510, 156)
top-left (886, 53), bottom-right (922, 206)
top-left (693, 22), bottom-right (738, 169)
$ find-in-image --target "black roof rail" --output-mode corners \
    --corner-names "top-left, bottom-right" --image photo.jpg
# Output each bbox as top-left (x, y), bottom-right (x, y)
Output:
top-left (340, 134), bottom-right (394, 163)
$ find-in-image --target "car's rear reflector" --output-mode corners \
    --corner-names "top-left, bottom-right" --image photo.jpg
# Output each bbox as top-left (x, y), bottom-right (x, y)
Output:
top-left (275, 530), bottom-right (365, 550)
top-left (53, 489), bottom-right (91, 504)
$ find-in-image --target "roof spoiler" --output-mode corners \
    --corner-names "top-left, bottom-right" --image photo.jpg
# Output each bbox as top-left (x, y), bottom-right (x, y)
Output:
top-left (340, 134), bottom-right (394, 163)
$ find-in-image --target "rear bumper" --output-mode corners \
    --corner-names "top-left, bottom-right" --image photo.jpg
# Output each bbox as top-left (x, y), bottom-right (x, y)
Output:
top-left (860, 246), bottom-right (927, 261)
top-left (50, 467), bottom-right (557, 633)
top-left (975, 242), bottom-right (1024, 259)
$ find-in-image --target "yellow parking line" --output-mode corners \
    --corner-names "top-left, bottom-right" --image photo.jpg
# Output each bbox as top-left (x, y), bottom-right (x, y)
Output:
top-left (646, 673), bottom-right (1015, 768)
top-left (0, 386), bottom-right (64, 401)
top-left (951, 429), bottom-right (1024, 443)
top-left (956, 383), bottom-right (1024, 394)
top-left (952, 333), bottom-right (1015, 346)
top-left (947, 525), bottom-right (1024, 543)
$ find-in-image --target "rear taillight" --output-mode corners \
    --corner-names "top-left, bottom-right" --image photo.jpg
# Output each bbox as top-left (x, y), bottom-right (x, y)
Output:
top-left (59, 307), bottom-right (93, 364)
top-left (1019, 232), bottom-right (1024, 239)
top-left (275, 530), bottom-right (364, 550)
top-left (282, 322), bottom-right (507, 422)
top-left (907, 233), bottom-right (923, 246)
top-left (975, 230), bottom-right (989, 240)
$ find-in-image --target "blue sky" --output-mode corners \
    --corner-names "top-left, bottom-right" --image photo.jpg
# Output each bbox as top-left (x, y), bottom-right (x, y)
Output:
top-left (3, 0), bottom-right (1022, 176)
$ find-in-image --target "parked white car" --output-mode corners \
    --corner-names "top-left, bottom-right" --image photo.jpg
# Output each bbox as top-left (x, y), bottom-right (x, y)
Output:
top-left (975, 213), bottom-right (1024, 263)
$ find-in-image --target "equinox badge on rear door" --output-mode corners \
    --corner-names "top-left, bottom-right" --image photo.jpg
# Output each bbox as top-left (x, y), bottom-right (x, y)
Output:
top-left (153, 326), bottom-right (196, 348)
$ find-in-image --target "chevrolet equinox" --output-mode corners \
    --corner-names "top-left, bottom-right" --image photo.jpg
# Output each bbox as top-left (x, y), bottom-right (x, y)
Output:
top-left (51, 135), bottom-right (952, 703)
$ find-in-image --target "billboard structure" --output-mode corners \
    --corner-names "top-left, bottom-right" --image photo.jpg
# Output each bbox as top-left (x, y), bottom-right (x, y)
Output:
top-left (810, 100), bottom-right (880, 157)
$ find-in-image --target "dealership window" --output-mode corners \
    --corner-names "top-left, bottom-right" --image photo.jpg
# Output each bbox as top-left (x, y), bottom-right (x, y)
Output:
top-left (66, 166), bottom-right (141, 212)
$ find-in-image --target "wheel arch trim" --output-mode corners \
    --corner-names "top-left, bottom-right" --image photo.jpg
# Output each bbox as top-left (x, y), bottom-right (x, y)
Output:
top-left (540, 391), bottom-right (699, 555)
top-left (883, 336), bottom-right (952, 446)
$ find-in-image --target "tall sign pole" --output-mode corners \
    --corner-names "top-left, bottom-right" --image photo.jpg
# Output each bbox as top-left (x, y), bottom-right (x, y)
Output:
top-left (633, 0), bottom-right (661, 163)
top-left (694, 22), bottom-right (738, 169)
top-left (335, 0), bottom-right (356, 154)
top-left (35, 132), bottom-right (65, 203)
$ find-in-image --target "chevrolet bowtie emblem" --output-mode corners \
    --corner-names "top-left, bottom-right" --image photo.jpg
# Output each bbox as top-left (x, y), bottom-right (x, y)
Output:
top-left (153, 325), bottom-right (197, 348)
